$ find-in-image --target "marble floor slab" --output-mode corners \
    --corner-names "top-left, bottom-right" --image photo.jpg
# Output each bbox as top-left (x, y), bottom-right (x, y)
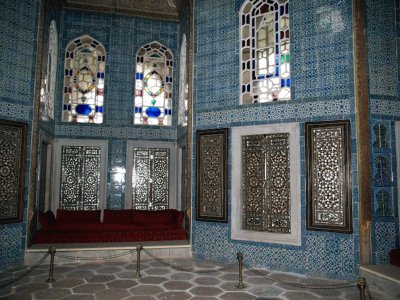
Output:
top-left (0, 257), bottom-right (396, 300)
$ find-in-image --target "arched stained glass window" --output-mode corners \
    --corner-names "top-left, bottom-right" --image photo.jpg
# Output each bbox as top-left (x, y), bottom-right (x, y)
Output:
top-left (178, 35), bottom-right (188, 126)
top-left (134, 41), bottom-right (173, 126)
top-left (63, 35), bottom-right (106, 124)
top-left (240, 0), bottom-right (290, 104)
top-left (40, 20), bottom-right (58, 120)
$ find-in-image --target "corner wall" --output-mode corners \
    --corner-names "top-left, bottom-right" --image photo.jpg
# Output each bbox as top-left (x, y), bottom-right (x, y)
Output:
top-left (366, 0), bottom-right (400, 264)
top-left (191, 0), bottom-right (359, 280)
top-left (0, 0), bottom-right (40, 270)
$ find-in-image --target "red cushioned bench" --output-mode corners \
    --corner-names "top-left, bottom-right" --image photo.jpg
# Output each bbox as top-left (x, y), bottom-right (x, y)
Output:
top-left (34, 209), bottom-right (187, 244)
top-left (389, 249), bottom-right (400, 268)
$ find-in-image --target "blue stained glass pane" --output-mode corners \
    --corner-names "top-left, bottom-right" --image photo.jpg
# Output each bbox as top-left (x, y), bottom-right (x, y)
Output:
top-left (287, 78), bottom-right (291, 87)
top-left (280, 5), bottom-right (284, 16)
top-left (76, 104), bottom-right (92, 115)
top-left (275, 33), bottom-right (279, 43)
top-left (276, 67), bottom-right (279, 76)
top-left (136, 73), bottom-right (141, 79)
top-left (276, 45), bottom-right (279, 53)
top-left (146, 107), bottom-right (161, 117)
top-left (266, 74), bottom-right (273, 78)
top-left (258, 75), bottom-right (266, 79)
top-left (275, 11), bottom-right (278, 21)
top-left (164, 109), bottom-right (172, 115)
top-left (281, 79), bottom-right (285, 87)
top-left (95, 106), bottom-right (103, 113)
top-left (135, 107), bottom-right (142, 113)
top-left (275, 55), bottom-right (280, 64)
top-left (275, 22), bottom-right (278, 31)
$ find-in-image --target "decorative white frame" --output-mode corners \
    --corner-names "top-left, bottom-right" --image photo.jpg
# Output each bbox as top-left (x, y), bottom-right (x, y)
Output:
top-left (37, 131), bottom-right (54, 212)
top-left (178, 34), bottom-right (188, 126)
top-left (125, 141), bottom-right (179, 210)
top-left (231, 123), bottom-right (301, 246)
top-left (51, 139), bottom-right (108, 216)
top-left (40, 20), bottom-right (58, 120)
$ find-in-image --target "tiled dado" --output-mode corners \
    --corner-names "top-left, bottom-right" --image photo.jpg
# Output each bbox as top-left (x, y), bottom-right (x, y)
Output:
top-left (373, 222), bottom-right (397, 264)
top-left (195, 98), bottom-right (351, 127)
top-left (0, 99), bottom-right (32, 121)
top-left (55, 124), bottom-right (177, 141)
top-left (370, 99), bottom-right (400, 118)
top-left (192, 222), bottom-right (357, 281)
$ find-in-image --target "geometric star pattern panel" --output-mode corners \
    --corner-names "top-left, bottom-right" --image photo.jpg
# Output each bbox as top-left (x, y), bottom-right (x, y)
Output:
top-left (306, 120), bottom-right (352, 233)
top-left (242, 133), bottom-right (291, 233)
top-left (0, 121), bottom-right (27, 223)
top-left (196, 129), bottom-right (227, 222)
top-left (131, 147), bottom-right (169, 210)
top-left (60, 146), bottom-right (102, 210)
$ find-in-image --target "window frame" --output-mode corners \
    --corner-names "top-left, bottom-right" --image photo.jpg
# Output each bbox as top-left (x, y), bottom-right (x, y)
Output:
top-left (62, 35), bottom-right (106, 124)
top-left (231, 123), bottom-right (301, 246)
top-left (51, 139), bottom-right (108, 215)
top-left (239, 0), bottom-right (291, 104)
top-left (125, 141), bottom-right (179, 210)
top-left (134, 41), bottom-right (174, 126)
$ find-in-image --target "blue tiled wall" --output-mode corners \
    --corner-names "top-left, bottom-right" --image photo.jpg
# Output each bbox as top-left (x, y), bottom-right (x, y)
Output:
top-left (54, 10), bottom-right (180, 209)
top-left (0, 0), bottom-right (40, 270)
top-left (367, 0), bottom-right (400, 264)
top-left (192, 0), bottom-right (359, 280)
top-left (55, 10), bottom-right (179, 141)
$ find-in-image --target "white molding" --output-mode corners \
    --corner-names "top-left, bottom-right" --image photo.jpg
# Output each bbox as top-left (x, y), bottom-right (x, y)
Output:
top-left (125, 141), bottom-right (178, 210)
top-left (38, 131), bottom-right (54, 212)
top-left (231, 123), bottom-right (302, 246)
top-left (51, 139), bottom-right (108, 216)
top-left (395, 122), bottom-right (400, 236)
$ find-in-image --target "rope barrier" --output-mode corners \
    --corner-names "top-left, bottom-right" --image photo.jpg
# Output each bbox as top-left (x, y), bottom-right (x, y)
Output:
top-left (246, 267), bottom-right (359, 290)
top-left (0, 253), bottom-right (49, 289)
top-left (54, 249), bottom-right (136, 261)
top-left (143, 249), bottom-right (236, 274)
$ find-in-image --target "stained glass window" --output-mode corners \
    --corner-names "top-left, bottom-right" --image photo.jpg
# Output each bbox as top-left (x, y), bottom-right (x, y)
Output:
top-left (62, 35), bottom-right (106, 124)
top-left (178, 35), bottom-right (188, 126)
top-left (40, 20), bottom-right (58, 120)
top-left (240, 0), bottom-right (290, 104)
top-left (134, 41), bottom-right (173, 126)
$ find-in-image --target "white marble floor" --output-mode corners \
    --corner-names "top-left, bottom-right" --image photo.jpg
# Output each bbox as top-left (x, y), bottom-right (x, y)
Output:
top-left (0, 257), bottom-right (396, 300)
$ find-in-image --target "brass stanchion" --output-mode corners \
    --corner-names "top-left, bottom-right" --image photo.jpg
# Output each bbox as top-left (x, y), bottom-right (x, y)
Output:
top-left (46, 246), bottom-right (56, 283)
top-left (357, 277), bottom-right (366, 300)
top-left (135, 244), bottom-right (143, 278)
top-left (237, 252), bottom-right (245, 289)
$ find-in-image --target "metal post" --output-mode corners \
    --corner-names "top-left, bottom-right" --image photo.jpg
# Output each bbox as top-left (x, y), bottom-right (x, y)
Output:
top-left (135, 244), bottom-right (143, 278)
top-left (357, 277), bottom-right (366, 300)
top-left (46, 246), bottom-right (56, 283)
top-left (237, 252), bottom-right (245, 289)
